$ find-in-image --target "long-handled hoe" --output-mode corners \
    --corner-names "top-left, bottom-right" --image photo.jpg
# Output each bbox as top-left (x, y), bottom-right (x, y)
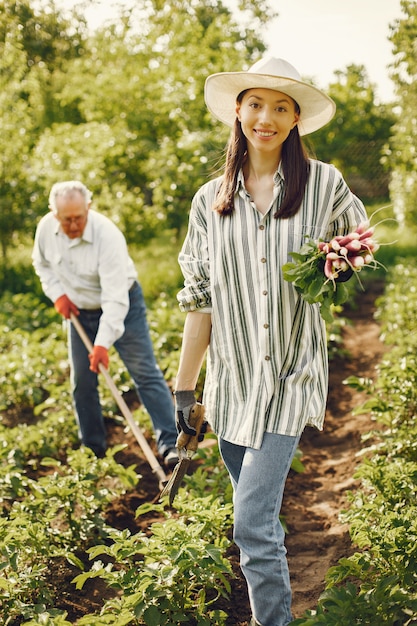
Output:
top-left (70, 313), bottom-right (168, 490)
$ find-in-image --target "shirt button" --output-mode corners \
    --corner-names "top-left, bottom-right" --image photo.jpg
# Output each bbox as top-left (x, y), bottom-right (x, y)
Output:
top-left (259, 225), bottom-right (265, 230)
top-left (261, 257), bottom-right (266, 263)
top-left (265, 355), bottom-right (271, 361)
top-left (264, 323), bottom-right (269, 329)
top-left (262, 290), bottom-right (268, 296)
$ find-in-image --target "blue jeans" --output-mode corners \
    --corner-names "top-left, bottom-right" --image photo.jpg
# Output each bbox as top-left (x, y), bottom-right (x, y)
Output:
top-left (219, 432), bottom-right (300, 626)
top-left (68, 281), bottom-right (177, 457)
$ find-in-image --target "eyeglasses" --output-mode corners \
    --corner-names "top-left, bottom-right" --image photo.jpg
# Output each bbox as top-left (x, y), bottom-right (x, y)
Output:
top-left (58, 215), bottom-right (87, 226)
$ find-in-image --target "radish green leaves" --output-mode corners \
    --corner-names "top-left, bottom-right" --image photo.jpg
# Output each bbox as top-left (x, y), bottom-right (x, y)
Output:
top-left (283, 223), bottom-right (380, 323)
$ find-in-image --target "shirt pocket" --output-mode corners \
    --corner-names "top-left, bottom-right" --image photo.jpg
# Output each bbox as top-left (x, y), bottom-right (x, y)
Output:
top-left (69, 249), bottom-right (99, 285)
top-left (285, 225), bottom-right (324, 263)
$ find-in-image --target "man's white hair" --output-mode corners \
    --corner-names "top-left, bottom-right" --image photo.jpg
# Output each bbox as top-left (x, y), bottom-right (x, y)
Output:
top-left (49, 181), bottom-right (92, 213)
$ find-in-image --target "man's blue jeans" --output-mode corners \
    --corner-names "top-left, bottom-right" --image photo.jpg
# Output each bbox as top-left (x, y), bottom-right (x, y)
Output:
top-left (220, 432), bottom-right (300, 626)
top-left (68, 281), bottom-right (177, 457)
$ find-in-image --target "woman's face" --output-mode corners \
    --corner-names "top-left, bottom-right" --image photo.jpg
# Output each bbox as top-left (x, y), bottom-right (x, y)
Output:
top-left (236, 88), bottom-right (299, 156)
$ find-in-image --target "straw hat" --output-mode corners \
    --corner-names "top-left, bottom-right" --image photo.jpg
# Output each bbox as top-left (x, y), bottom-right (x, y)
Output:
top-left (204, 56), bottom-right (336, 136)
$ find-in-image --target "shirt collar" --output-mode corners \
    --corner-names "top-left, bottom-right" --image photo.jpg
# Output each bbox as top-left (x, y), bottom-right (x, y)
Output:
top-left (80, 214), bottom-right (93, 243)
top-left (237, 162), bottom-right (284, 192)
top-left (274, 162), bottom-right (285, 185)
top-left (237, 169), bottom-right (245, 191)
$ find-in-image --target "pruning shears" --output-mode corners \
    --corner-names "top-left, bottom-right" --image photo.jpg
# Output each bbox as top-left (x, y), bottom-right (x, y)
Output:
top-left (159, 403), bottom-right (206, 506)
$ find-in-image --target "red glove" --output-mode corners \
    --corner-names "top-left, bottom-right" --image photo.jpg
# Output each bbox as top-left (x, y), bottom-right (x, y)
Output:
top-left (54, 295), bottom-right (79, 319)
top-left (88, 346), bottom-right (109, 373)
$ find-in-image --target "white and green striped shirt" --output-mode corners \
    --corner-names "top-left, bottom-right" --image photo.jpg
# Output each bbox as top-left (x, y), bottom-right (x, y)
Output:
top-left (178, 159), bottom-right (367, 447)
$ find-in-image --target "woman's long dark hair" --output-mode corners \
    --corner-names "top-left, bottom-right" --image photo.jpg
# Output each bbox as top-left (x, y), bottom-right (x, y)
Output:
top-left (212, 91), bottom-right (310, 219)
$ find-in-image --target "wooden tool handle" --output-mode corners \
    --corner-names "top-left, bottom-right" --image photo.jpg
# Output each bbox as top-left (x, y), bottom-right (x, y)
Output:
top-left (176, 403), bottom-right (205, 452)
top-left (69, 313), bottom-right (168, 487)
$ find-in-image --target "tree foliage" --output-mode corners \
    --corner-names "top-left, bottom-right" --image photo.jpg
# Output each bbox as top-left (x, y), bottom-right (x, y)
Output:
top-left (0, 0), bottom-right (90, 261)
top-left (386, 0), bottom-right (417, 227)
top-left (0, 0), bottom-right (404, 260)
top-left (2, 0), bottom-right (273, 256)
top-left (309, 64), bottom-right (395, 202)
top-left (0, 19), bottom-right (34, 261)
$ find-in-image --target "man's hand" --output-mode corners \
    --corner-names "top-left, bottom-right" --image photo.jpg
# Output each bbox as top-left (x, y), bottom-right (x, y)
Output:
top-left (175, 390), bottom-right (208, 441)
top-left (88, 346), bottom-right (109, 373)
top-left (54, 295), bottom-right (79, 319)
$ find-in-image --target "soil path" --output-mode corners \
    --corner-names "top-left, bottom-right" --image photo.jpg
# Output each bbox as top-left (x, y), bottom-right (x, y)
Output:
top-left (53, 279), bottom-right (386, 624)
top-left (284, 278), bottom-right (386, 619)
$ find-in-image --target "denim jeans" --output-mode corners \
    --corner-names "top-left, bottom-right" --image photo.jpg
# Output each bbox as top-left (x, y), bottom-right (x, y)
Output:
top-left (219, 432), bottom-right (300, 626)
top-left (68, 281), bottom-right (177, 457)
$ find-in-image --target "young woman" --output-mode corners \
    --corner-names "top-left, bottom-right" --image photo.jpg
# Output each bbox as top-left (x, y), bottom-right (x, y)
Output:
top-left (174, 57), bottom-right (367, 626)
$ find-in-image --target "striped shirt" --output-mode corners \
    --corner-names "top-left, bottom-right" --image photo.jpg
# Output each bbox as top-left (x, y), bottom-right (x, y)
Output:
top-left (177, 159), bottom-right (367, 447)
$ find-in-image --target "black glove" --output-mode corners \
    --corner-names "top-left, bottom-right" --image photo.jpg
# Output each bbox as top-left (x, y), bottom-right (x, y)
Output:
top-left (174, 390), bottom-right (208, 441)
top-left (318, 258), bottom-right (353, 283)
top-left (334, 267), bottom-right (354, 283)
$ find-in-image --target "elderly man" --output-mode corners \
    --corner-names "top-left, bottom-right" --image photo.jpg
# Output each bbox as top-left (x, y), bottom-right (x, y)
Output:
top-left (32, 180), bottom-right (178, 466)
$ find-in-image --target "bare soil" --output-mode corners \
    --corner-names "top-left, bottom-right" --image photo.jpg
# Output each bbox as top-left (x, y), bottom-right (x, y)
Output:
top-left (47, 279), bottom-right (387, 624)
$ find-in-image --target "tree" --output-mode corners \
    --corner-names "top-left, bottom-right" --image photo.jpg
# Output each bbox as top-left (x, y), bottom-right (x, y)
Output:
top-left (387, 0), bottom-right (417, 227)
top-left (0, 0), bottom-right (89, 260)
top-left (308, 64), bottom-right (395, 203)
top-left (0, 14), bottom-right (38, 262)
top-left (29, 0), bottom-right (277, 242)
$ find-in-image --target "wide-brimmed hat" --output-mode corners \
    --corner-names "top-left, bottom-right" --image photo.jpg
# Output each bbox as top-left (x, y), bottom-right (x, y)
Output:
top-left (204, 56), bottom-right (336, 136)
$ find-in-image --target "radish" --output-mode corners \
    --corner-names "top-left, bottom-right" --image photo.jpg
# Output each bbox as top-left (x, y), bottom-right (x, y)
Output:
top-left (324, 258), bottom-right (338, 279)
top-left (331, 257), bottom-right (349, 272)
top-left (337, 232), bottom-right (360, 247)
top-left (360, 238), bottom-right (379, 253)
top-left (329, 239), bottom-right (341, 251)
top-left (345, 239), bottom-right (362, 253)
top-left (337, 259), bottom-right (349, 271)
top-left (351, 255), bottom-right (365, 270)
top-left (358, 228), bottom-right (374, 240)
top-left (326, 251), bottom-right (340, 261)
top-left (355, 222), bottom-right (371, 235)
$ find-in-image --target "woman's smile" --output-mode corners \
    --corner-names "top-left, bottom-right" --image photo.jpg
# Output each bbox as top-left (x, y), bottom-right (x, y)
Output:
top-left (254, 129), bottom-right (277, 138)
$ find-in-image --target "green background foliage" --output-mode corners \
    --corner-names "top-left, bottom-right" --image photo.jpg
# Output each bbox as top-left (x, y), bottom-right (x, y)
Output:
top-left (3, 0), bottom-right (416, 266)
top-left (1, 1), bottom-right (417, 622)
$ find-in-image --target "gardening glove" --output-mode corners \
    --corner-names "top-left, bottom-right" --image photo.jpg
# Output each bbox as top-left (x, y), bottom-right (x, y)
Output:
top-left (334, 268), bottom-right (354, 283)
top-left (88, 346), bottom-right (109, 373)
top-left (54, 294), bottom-right (79, 319)
top-left (318, 259), bottom-right (353, 283)
top-left (175, 390), bottom-right (208, 441)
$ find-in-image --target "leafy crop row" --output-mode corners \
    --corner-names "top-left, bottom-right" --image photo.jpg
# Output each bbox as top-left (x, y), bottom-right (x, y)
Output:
top-left (292, 262), bottom-right (417, 626)
top-left (0, 291), bottom-right (237, 625)
top-left (0, 278), bottom-right (364, 625)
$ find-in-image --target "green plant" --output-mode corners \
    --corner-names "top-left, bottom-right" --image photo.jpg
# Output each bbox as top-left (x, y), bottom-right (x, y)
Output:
top-left (282, 224), bottom-right (380, 323)
top-left (291, 259), bottom-right (417, 624)
top-left (74, 512), bottom-right (232, 626)
top-left (0, 446), bottom-right (140, 624)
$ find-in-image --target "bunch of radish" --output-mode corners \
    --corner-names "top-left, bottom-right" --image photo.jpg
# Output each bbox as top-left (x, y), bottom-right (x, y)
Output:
top-left (283, 218), bottom-right (385, 322)
top-left (318, 223), bottom-right (379, 281)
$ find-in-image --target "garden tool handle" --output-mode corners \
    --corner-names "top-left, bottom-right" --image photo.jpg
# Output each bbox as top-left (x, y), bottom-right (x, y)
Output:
top-left (69, 313), bottom-right (168, 487)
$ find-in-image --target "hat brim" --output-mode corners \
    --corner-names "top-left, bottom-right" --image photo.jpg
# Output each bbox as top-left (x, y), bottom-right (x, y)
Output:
top-left (204, 72), bottom-right (336, 136)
